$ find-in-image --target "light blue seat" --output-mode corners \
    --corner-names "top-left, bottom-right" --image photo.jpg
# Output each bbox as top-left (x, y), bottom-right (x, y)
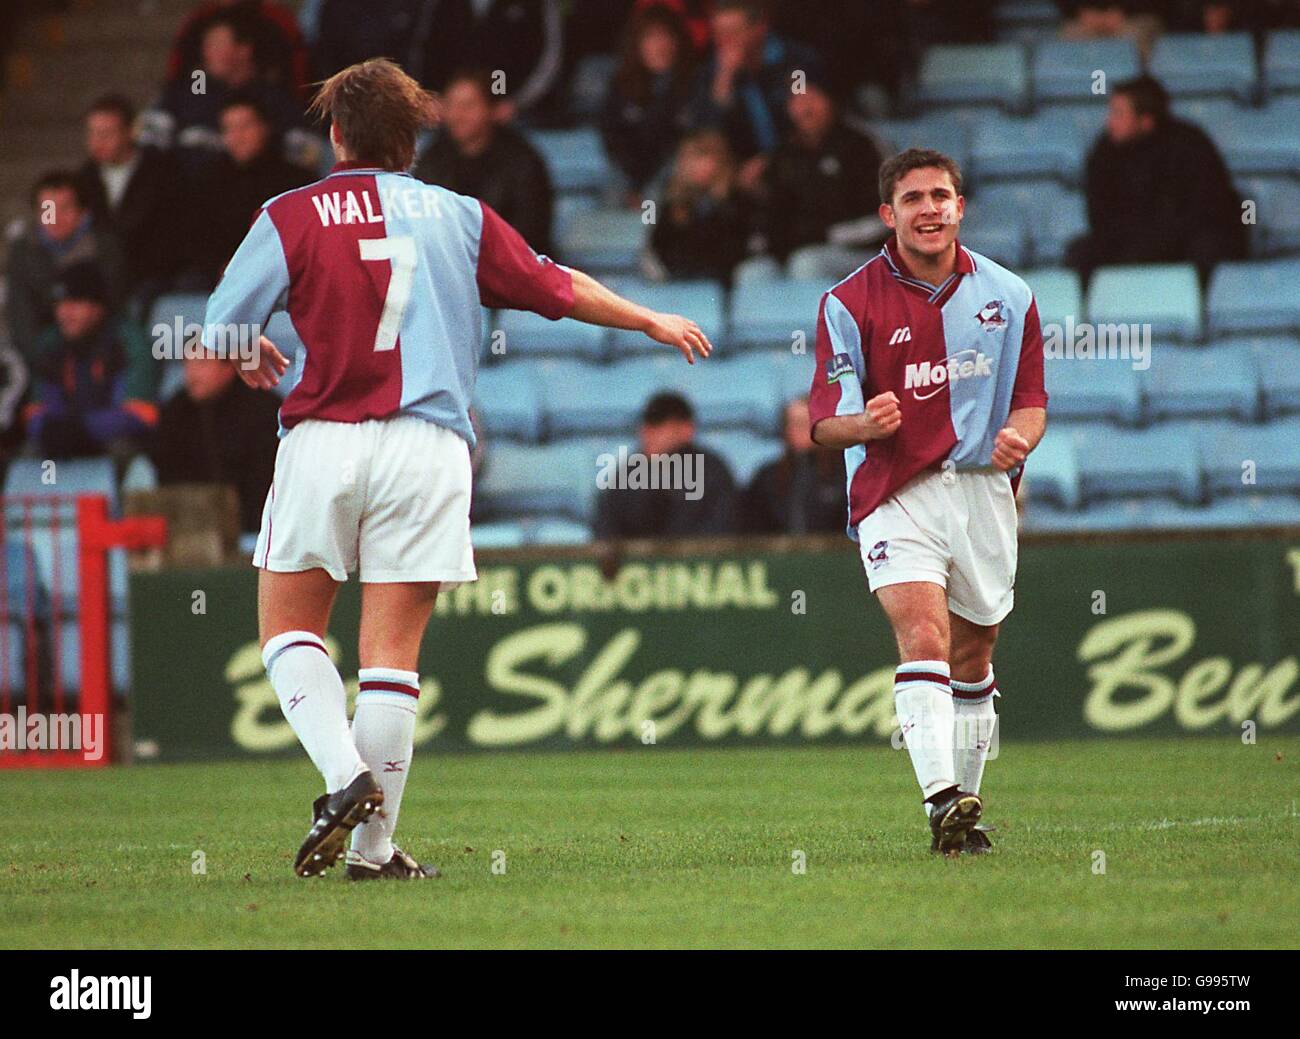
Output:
top-left (1022, 427), bottom-right (1080, 508)
top-left (916, 43), bottom-right (1029, 111)
top-left (734, 255), bottom-right (783, 286)
top-left (969, 112), bottom-right (1085, 183)
top-left (1196, 99), bottom-right (1300, 176)
top-left (959, 200), bottom-right (1029, 268)
top-left (607, 280), bottom-right (726, 356)
top-left (1044, 355), bottom-right (1141, 424)
top-left (1070, 424), bottom-right (1202, 503)
top-left (1142, 343), bottom-right (1259, 421)
top-left (768, 350), bottom-right (821, 406)
top-left (1022, 267), bottom-right (1083, 329)
top-left (786, 245), bottom-right (872, 284)
top-left (527, 518), bottom-right (594, 546)
top-left (526, 128), bottom-right (608, 194)
top-left (473, 364), bottom-right (544, 442)
top-left (488, 308), bottom-right (607, 360)
top-left (1238, 176), bottom-right (1300, 255)
top-left (4, 457), bottom-right (118, 514)
top-left (1264, 30), bottom-right (1300, 95)
top-left (1087, 264), bottom-right (1202, 341)
top-left (1029, 190), bottom-right (1086, 265)
top-left (1249, 337), bottom-right (1300, 416)
top-left (875, 112), bottom-right (971, 171)
top-left (148, 292), bottom-right (209, 401)
top-left (1207, 259), bottom-right (1300, 336)
top-left (974, 181), bottom-right (1080, 263)
top-left (537, 360), bottom-right (644, 437)
top-left (1198, 417), bottom-right (1300, 494)
top-left (729, 279), bottom-right (826, 352)
top-left (476, 441), bottom-right (596, 522)
top-left (698, 431), bottom-right (783, 487)
top-left (1032, 38), bottom-right (1141, 104)
top-left (559, 209), bottom-right (646, 272)
top-left (1198, 494), bottom-right (1300, 527)
top-left (605, 354), bottom-right (782, 432)
top-left (554, 192), bottom-right (600, 238)
top-left (1150, 32), bottom-right (1256, 102)
top-left (470, 521), bottom-right (527, 550)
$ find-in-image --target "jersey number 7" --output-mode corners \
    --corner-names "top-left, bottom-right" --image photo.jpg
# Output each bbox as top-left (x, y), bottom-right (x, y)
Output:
top-left (359, 235), bottom-right (417, 351)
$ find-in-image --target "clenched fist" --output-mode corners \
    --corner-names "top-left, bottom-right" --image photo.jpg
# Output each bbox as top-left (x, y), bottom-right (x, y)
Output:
top-left (864, 391), bottom-right (902, 441)
top-left (991, 426), bottom-right (1030, 471)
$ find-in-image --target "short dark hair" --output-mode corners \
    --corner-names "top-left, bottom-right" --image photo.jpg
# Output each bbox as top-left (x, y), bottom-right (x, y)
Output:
top-left (878, 147), bottom-right (963, 207)
top-left (1115, 74), bottom-right (1170, 123)
top-left (442, 67), bottom-right (498, 102)
top-left (219, 90), bottom-right (270, 124)
top-left (86, 93), bottom-right (135, 127)
top-left (714, 0), bottom-right (769, 22)
top-left (642, 392), bottom-right (694, 426)
top-left (31, 170), bottom-right (84, 207)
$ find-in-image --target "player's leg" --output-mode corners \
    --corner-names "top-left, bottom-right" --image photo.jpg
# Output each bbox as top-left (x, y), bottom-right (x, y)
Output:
top-left (949, 612), bottom-right (999, 799)
top-left (347, 580), bottom-right (441, 877)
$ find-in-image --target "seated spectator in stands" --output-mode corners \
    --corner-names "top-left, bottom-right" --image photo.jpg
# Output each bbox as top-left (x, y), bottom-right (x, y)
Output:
top-left (24, 264), bottom-right (155, 462)
top-left (651, 130), bottom-right (756, 283)
top-left (742, 396), bottom-right (846, 535)
top-left (310, 0), bottom-right (427, 82)
top-left (7, 172), bottom-right (125, 368)
top-left (153, 356), bottom-right (281, 533)
top-left (413, 69), bottom-right (555, 255)
top-left (180, 95), bottom-right (311, 289)
top-left (594, 392), bottom-right (736, 539)
top-left (165, 0), bottom-right (308, 100)
top-left (760, 75), bottom-right (886, 261)
top-left (1057, 2), bottom-right (1160, 60)
top-left (635, 0), bottom-right (714, 52)
top-left (1066, 75), bottom-right (1246, 285)
top-left (419, 0), bottom-right (565, 122)
top-left (76, 94), bottom-right (186, 304)
top-left (600, 5), bottom-right (697, 201)
top-left (140, 11), bottom-right (314, 179)
top-left (686, 0), bottom-right (826, 194)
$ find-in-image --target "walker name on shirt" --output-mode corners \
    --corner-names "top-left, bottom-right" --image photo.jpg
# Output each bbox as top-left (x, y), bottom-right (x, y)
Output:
top-left (903, 349), bottom-right (994, 400)
top-left (311, 185), bottom-right (446, 227)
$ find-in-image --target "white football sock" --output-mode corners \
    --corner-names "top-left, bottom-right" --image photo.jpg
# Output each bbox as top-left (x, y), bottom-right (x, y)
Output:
top-left (350, 668), bottom-right (419, 865)
top-left (952, 668), bottom-right (998, 796)
top-left (894, 660), bottom-right (957, 801)
top-left (262, 631), bottom-right (366, 793)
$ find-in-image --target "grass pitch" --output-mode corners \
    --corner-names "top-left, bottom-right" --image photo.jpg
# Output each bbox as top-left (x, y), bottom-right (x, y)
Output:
top-left (2, 737), bottom-right (1298, 949)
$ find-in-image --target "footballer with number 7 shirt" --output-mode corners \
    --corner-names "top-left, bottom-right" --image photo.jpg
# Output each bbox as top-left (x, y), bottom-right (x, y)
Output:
top-left (809, 148), bottom-right (1048, 856)
top-left (203, 60), bottom-right (712, 880)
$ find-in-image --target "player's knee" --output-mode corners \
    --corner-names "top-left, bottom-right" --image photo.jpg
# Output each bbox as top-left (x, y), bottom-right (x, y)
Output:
top-left (950, 640), bottom-right (995, 683)
top-left (898, 619), bottom-right (948, 663)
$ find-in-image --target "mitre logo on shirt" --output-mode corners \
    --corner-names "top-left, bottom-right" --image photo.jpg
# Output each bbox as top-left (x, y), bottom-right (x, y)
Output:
top-left (903, 349), bottom-right (994, 400)
top-left (826, 352), bottom-right (855, 383)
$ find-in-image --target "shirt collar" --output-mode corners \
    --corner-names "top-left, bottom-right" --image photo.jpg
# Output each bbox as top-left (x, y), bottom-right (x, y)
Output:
top-left (883, 234), bottom-right (975, 283)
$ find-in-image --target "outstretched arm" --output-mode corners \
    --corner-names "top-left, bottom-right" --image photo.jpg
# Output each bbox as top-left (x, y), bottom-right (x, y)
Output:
top-left (567, 268), bottom-right (711, 364)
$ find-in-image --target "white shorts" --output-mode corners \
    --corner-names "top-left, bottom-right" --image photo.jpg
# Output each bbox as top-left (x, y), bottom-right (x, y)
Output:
top-left (857, 467), bottom-right (1018, 627)
top-left (254, 415), bottom-right (477, 585)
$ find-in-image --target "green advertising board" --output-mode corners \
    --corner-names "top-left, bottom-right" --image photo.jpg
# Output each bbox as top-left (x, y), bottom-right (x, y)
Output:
top-left (130, 533), bottom-right (1300, 761)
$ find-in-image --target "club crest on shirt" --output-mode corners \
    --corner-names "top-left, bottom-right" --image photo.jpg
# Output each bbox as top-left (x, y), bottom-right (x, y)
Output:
top-left (976, 299), bottom-right (1007, 330)
top-left (826, 352), bottom-right (854, 383)
top-left (866, 539), bottom-right (889, 568)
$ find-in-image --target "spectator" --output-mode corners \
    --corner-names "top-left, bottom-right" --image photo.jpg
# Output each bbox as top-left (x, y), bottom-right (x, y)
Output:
top-left (636, 0), bottom-right (714, 51)
top-left (686, 0), bottom-right (826, 194)
top-left (76, 94), bottom-right (186, 303)
top-left (1057, 2), bottom-right (1160, 60)
top-left (594, 392), bottom-right (736, 539)
top-left (140, 11), bottom-right (314, 179)
top-left (760, 75), bottom-right (886, 261)
top-left (600, 5), bottom-right (697, 201)
top-left (165, 0), bottom-right (309, 100)
top-left (1066, 75), bottom-right (1247, 285)
top-left (310, 0), bottom-right (427, 81)
top-left (418, 0), bottom-right (565, 122)
top-left (742, 396), bottom-right (846, 535)
top-left (7, 172), bottom-right (125, 367)
top-left (181, 95), bottom-right (311, 289)
top-left (413, 69), bottom-right (555, 255)
top-left (651, 129), bottom-right (756, 283)
top-left (153, 356), bottom-right (281, 533)
top-left (24, 263), bottom-right (156, 462)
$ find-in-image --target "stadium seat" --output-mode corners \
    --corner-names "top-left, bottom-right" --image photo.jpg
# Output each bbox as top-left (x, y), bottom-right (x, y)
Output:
top-left (1031, 38), bottom-right (1141, 105)
top-left (1043, 353), bottom-right (1141, 424)
top-left (1022, 268), bottom-right (1084, 328)
top-left (1069, 424), bottom-right (1202, 503)
top-left (729, 279), bottom-right (826, 352)
top-left (915, 43), bottom-right (1029, 112)
top-left (488, 308), bottom-right (607, 360)
top-left (1141, 343), bottom-right (1259, 422)
top-left (1028, 190), bottom-right (1086, 266)
top-left (958, 201), bottom-right (1029, 268)
top-left (470, 522), bottom-right (527, 550)
top-left (538, 359), bottom-right (646, 436)
top-left (473, 364), bottom-right (544, 442)
top-left (875, 111), bottom-right (971, 172)
top-left (1248, 337), bottom-right (1300, 417)
top-left (1264, 30), bottom-right (1300, 96)
top-left (1196, 494), bottom-right (1300, 527)
top-left (968, 112), bottom-right (1086, 184)
top-left (1207, 259), bottom-right (1300, 336)
top-left (1087, 264), bottom-right (1202, 341)
top-left (734, 255), bottom-right (783, 286)
top-left (786, 245), bottom-right (872, 283)
top-left (1197, 417), bottom-right (1300, 495)
top-left (974, 181), bottom-right (1081, 265)
top-left (1237, 176), bottom-right (1300, 256)
top-left (526, 128), bottom-right (608, 194)
top-left (1149, 32), bottom-right (1257, 103)
top-left (475, 441), bottom-right (597, 522)
top-left (554, 192), bottom-right (600, 239)
top-left (607, 353), bottom-right (782, 432)
top-left (767, 349), bottom-right (821, 406)
top-left (148, 293), bottom-right (208, 401)
top-left (4, 457), bottom-right (119, 513)
top-left (559, 209), bottom-right (647, 273)
top-left (606, 280), bottom-right (726, 356)
top-left (1022, 428), bottom-right (1080, 509)
top-left (1194, 98), bottom-right (1300, 176)
top-left (527, 518), bottom-right (594, 546)
top-left (698, 431), bottom-right (784, 487)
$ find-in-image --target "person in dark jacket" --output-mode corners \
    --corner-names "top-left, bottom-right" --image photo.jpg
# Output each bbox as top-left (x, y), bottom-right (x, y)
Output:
top-left (651, 129), bottom-right (755, 284)
top-left (153, 355), bottom-right (281, 533)
top-left (594, 392), bottom-right (737, 539)
top-left (413, 69), bottom-right (555, 255)
top-left (600, 5), bottom-right (697, 200)
top-left (181, 95), bottom-right (311, 289)
top-left (24, 263), bottom-right (156, 461)
top-left (743, 396), bottom-right (847, 535)
top-left (761, 77), bottom-right (886, 261)
top-left (1066, 75), bottom-right (1247, 285)
top-left (76, 94), bottom-right (186, 302)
